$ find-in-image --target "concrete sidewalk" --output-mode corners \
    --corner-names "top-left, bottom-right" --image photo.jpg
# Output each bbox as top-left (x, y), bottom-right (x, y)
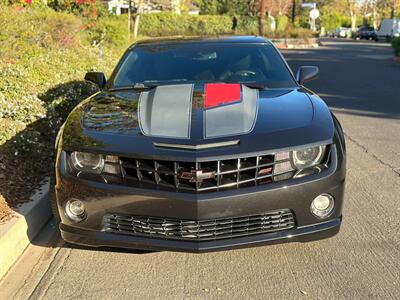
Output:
top-left (0, 178), bottom-right (51, 280)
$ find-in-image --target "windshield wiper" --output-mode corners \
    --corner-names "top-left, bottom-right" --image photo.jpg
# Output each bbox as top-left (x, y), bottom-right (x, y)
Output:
top-left (242, 83), bottom-right (268, 90)
top-left (108, 83), bottom-right (157, 92)
top-left (109, 82), bottom-right (268, 92)
top-left (213, 80), bottom-right (268, 90)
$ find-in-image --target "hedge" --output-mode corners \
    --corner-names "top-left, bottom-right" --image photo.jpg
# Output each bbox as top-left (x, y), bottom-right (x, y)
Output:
top-left (139, 13), bottom-right (234, 36)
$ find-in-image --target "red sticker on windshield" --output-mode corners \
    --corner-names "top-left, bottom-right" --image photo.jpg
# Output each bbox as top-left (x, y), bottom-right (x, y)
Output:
top-left (204, 83), bottom-right (241, 108)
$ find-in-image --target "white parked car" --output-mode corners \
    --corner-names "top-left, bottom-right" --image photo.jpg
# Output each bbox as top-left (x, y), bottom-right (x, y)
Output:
top-left (334, 27), bottom-right (351, 38)
top-left (375, 19), bottom-right (400, 42)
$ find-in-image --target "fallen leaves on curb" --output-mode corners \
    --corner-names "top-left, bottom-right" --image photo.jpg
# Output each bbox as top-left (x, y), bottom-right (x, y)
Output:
top-left (0, 195), bottom-right (15, 224)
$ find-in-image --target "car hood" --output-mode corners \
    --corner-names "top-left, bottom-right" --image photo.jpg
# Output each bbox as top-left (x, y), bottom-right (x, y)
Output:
top-left (62, 84), bottom-right (334, 160)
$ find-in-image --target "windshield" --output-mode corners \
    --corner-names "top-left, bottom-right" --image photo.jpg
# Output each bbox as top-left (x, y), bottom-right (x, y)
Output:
top-left (112, 43), bottom-right (297, 89)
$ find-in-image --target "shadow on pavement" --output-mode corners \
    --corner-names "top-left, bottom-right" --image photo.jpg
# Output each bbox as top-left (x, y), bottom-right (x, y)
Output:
top-left (284, 39), bottom-right (400, 119)
top-left (62, 242), bottom-right (155, 254)
top-left (0, 80), bottom-right (96, 246)
top-left (27, 217), bottom-right (154, 254)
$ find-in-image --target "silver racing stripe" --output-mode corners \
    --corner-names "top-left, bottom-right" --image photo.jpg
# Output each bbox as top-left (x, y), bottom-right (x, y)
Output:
top-left (138, 84), bottom-right (194, 139)
top-left (204, 85), bottom-right (259, 138)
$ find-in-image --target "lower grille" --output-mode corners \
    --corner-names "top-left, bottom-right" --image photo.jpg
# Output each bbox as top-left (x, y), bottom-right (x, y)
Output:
top-left (102, 210), bottom-right (295, 241)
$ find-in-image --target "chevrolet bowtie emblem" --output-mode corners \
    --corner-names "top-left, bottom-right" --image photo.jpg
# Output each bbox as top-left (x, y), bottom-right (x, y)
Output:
top-left (179, 169), bottom-right (216, 183)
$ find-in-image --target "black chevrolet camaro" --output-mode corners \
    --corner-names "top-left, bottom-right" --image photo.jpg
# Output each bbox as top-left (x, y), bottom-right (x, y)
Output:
top-left (52, 36), bottom-right (346, 252)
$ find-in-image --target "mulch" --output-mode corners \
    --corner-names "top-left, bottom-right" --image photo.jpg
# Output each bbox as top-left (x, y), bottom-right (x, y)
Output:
top-left (0, 145), bottom-right (51, 224)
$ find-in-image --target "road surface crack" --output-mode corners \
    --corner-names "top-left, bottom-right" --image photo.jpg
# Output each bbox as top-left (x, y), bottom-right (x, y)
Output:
top-left (345, 133), bottom-right (400, 177)
top-left (28, 245), bottom-right (72, 300)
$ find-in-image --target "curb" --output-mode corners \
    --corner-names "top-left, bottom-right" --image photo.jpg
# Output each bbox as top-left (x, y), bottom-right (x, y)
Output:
top-left (272, 38), bottom-right (320, 50)
top-left (0, 177), bottom-right (51, 281)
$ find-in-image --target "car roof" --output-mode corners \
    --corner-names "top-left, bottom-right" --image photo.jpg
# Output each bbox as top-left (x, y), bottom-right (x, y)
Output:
top-left (131, 36), bottom-right (271, 48)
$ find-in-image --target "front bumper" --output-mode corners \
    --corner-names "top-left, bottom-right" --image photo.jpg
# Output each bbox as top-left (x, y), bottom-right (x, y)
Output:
top-left (60, 217), bottom-right (341, 252)
top-left (55, 145), bottom-right (346, 252)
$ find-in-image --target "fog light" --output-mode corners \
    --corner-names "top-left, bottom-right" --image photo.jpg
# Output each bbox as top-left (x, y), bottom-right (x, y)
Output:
top-left (311, 194), bottom-right (334, 218)
top-left (65, 199), bottom-right (86, 222)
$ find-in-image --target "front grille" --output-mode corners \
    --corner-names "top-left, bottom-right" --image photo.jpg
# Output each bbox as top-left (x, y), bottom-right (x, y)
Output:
top-left (95, 146), bottom-right (331, 193)
top-left (103, 210), bottom-right (296, 241)
top-left (111, 153), bottom-right (294, 193)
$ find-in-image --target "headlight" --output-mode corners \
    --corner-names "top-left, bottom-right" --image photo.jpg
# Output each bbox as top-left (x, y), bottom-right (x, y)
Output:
top-left (291, 145), bottom-right (326, 170)
top-left (71, 151), bottom-right (104, 173)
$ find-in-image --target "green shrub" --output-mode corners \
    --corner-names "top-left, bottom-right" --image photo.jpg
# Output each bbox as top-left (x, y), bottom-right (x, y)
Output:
top-left (233, 15), bottom-right (272, 36)
top-left (280, 27), bottom-right (316, 39)
top-left (139, 13), bottom-right (189, 36)
top-left (276, 15), bottom-right (289, 33)
top-left (234, 16), bottom-right (259, 35)
top-left (191, 15), bottom-right (233, 35)
top-left (139, 13), bottom-right (233, 36)
top-left (86, 16), bottom-right (128, 46)
top-left (320, 12), bottom-right (350, 32)
top-left (392, 37), bottom-right (400, 56)
top-left (0, 5), bottom-right (122, 154)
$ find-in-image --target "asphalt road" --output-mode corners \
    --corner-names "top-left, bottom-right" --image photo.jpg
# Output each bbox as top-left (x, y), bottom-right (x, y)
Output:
top-left (1, 39), bottom-right (399, 300)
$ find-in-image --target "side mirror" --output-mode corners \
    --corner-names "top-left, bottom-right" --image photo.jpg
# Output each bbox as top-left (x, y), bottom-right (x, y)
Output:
top-left (84, 72), bottom-right (106, 89)
top-left (296, 66), bottom-right (319, 85)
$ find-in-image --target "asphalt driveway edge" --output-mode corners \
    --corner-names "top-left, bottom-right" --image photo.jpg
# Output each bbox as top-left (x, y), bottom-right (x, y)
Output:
top-left (0, 177), bottom-right (51, 281)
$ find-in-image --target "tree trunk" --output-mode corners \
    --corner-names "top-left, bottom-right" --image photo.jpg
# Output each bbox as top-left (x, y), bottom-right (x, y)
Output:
top-left (351, 13), bottom-right (357, 31)
top-left (133, 0), bottom-right (143, 39)
top-left (372, 4), bottom-right (378, 29)
top-left (128, 0), bottom-right (132, 35)
top-left (133, 14), bottom-right (141, 39)
top-left (347, 0), bottom-right (357, 32)
top-left (259, 0), bottom-right (267, 36)
top-left (291, 0), bottom-right (296, 24)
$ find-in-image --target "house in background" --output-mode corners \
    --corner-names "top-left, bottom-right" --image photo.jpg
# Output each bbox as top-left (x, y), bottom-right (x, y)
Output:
top-left (107, 0), bottom-right (198, 15)
top-left (107, 0), bottom-right (129, 15)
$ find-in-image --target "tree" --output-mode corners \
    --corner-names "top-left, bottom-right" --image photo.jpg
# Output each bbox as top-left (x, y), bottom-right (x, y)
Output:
top-left (259, 0), bottom-right (266, 36)
top-left (133, 0), bottom-right (143, 39)
top-left (266, 0), bottom-right (291, 16)
top-left (360, 0), bottom-right (400, 29)
top-left (346, 0), bottom-right (358, 31)
top-left (376, 0), bottom-right (400, 18)
top-left (128, 0), bottom-right (143, 39)
top-left (198, 0), bottom-right (219, 15)
top-left (197, 0), bottom-right (260, 16)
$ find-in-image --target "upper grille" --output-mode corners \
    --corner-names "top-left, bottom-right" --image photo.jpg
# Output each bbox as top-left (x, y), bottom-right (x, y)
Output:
top-left (103, 210), bottom-right (295, 241)
top-left (108, 153), bottom-right (294, 193)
